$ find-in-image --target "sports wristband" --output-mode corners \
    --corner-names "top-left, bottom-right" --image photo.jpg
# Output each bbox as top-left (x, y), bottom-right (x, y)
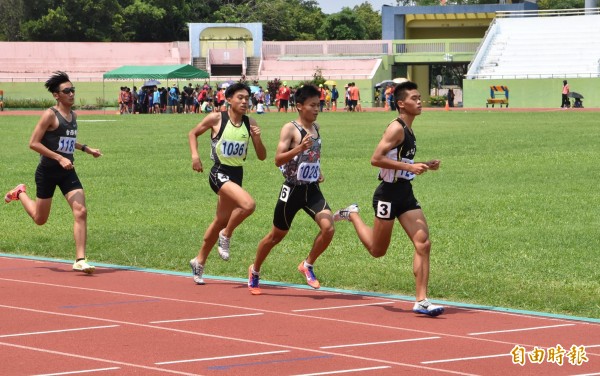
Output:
top-left (81, 144), bottom-right (87, 152)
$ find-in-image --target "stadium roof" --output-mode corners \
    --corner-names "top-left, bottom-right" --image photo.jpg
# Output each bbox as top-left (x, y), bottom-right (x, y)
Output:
top-left (103, 64), bottom-right (209, 80)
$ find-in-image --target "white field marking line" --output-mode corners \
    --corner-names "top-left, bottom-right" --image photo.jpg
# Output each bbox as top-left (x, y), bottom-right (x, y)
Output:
top-left (292, 301), bottom-right (396, 312)
top-left (0, 325), bottom-right (119, 338)
top-left (155, 350), bottom-right (289, 365)
top-left (0, 304), bottom-right (476, 376)
top-left (33, 367), bottom-right (120, 376)
top-left (0, 341), bottom-right (198, 376)
top-left (469, 323), bottom-right (576, 336)
top-left (150, 313), bottom-right (263, 324)
top-left (320, 336), bottom-right (440, 349)
top-left (292, 366), bottom-right (391, 376)
top-left (77, 120), bottom-right (117, 122)
top-left (572, 373), bottom-right (600, 376)
top-left (0, 277), bottom-right (582, 355)
top-left (422, 353), bottom-right (509, 364)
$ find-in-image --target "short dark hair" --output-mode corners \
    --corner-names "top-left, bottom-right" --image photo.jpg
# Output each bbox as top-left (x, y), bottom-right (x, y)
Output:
top-left (45, 71), bottom-right (71, 93)
top-left (225, 83), bottom-right (251, 99)
top-left (393, 81), bottom-right (418, 103)
top-left (294, 84), bottom-right (320, 104)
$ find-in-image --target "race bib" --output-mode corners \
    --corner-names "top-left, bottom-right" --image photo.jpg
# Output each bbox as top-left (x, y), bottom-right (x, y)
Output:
top-left (279, 185), bottom-right (291, 202)
top-left (57, 137), bottom-right (76, 154)
top-left (296, 162), bottom-right (320, 183)
top-left (396, 158), bottom-right (415, 180)
top-left (376, 200), bottom-right (392, 219)
top-left (220, 140), bottom-right (246, 158)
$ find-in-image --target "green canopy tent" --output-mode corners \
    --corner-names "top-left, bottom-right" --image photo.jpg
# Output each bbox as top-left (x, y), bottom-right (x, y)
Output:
top-left (102, 64), bottom-right (210, 111)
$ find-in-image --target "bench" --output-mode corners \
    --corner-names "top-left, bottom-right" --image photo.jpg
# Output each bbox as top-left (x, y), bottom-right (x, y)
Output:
top-left (486, 85), bottom-right (509, 108)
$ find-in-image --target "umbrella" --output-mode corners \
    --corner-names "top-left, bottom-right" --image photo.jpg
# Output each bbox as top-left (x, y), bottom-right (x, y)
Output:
top-left (250, 85), bottom-right (260, 94)
top-left (375, 80), bottom-right (394, 88)
top-left (143, 79), bottom-right (161, 87)
top-left (568, 92), bottom-right (583, 99)
top-left (220, 80), bottom-right (235, 89)
top-left (393, 77), bottom-right (408, 84)
top-left (324, 80), bottom-right (337, 86)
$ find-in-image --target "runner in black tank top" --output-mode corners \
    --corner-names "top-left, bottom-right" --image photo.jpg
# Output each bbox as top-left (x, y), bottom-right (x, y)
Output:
top-left (332, 81), bottom-right (446, 317)
top-left (4, 71), bottom-right (103, 274)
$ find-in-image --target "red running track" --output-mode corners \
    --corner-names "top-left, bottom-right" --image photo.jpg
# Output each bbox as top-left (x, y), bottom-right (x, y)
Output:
top-left (0, 256), bottom-right (598, 376)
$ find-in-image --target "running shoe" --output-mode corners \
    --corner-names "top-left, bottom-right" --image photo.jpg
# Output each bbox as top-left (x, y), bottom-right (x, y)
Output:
top-left (298, 261), bottom-right (320, 289)
top-left (217, 230), bottom-right (230, 261)
top-left (189, 257), bottom-right (205, 285)
top-left (72, 258), bottom-right (95, 274)
top-left (4, 184), bottom-right (26, 203)
top-left (248, 265), bottom-right (261, 295)
top-left (333, 204), bottom-right (359, 222)
top-left (413, 299), bottom-right (445, 317)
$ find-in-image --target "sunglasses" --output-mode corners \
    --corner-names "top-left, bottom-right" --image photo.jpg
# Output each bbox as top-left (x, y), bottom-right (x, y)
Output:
top-left (59, 87), bottom-right (76, 94)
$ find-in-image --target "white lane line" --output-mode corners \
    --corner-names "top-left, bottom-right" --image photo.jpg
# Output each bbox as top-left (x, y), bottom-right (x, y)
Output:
top-left (292, 301), bottom-right (395, 312)
top-left (422, 353), bottom-right (509, 364)
top-left (1, 304), bottom-right (477, 375)
top-left (1, 341), bottom-right (195, 375)
top-left (571, 373), bottom-right (600, 376)
top-left (469, 323), bottom-right (576, 336)
top-left (0, 325), bottom-right (119, 338)
top-left (33, 367), bottom-right (120, 375)
top-left (150, 312), bottom-right (263, 324)
top-left (292, 366), bottom-right (391, 375)
top-left (321, 336), bottom-right (440, 349)
top-left (156, 350), bottom-right (289, 365)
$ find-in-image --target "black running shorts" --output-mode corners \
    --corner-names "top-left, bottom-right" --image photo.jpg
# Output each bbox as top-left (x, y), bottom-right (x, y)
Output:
top-left (208, 164), bottom-right (243, 194)
top-left (372, 180), bottom-right (421, 220)
top-left (35, 164), bottom-right (83, 199)
top-left (273, 182), bottom-right (330, 231)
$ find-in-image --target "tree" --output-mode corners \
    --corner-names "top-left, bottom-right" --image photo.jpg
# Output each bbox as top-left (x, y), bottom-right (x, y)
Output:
top-left (22, 0), bottom-right (124, 41)
top-left (0, 0), bottom-right (25, 41)
top-left (317, 8), bottom-right (367, 40)
top-left (354, 2), bottom-right (382, 40)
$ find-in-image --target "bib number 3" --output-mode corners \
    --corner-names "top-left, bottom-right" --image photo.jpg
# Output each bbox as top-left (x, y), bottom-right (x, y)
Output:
top-left (376, 201), bottom-right (392, 219)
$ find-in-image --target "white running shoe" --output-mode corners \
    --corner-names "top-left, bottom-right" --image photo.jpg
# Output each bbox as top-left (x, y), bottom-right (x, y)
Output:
top-left (72, 259), bottom-right (95, 274)
top-left (217, 230), bottom-right (230, 261)
top-left (189, 258), bottom-right (205, 285)
top-left (333, 204), bottom-right (359, 222)
top-left (413, 299), bottom-right (445, 317)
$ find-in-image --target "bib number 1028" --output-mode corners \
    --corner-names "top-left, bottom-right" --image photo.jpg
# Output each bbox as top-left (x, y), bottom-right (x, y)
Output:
top-left (297, 162), bottom-right (320, 182)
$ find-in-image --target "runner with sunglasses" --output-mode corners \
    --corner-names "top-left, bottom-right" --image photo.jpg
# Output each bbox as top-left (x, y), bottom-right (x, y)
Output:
top-left (4, 71), bottom-right (103, 274)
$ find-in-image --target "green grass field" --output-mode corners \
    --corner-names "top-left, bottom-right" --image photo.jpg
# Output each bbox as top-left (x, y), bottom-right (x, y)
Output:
top-left (1, 110), bottom-right (598, 318)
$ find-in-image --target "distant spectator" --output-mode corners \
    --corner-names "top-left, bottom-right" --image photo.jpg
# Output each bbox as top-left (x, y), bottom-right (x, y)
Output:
top-left (256, 100), bottom-right (265, 114)
top-left (153, 87), bottom-right (161, 114)
top-left (318, 84), bottom-right (325, 112)
top-left (447, 88), bottom-right (455, 108)
top-left (278, 81), bottom-right (291, 112)
top-left (0, 89), bottom-right (4, 111)
top-left (169, 84), bottom-right (178, 114)
top-left (561, 80), bottom-right (570, 108)
top-left (331, 84), bottom-right (339, 111)
top-left (132, 86), bottom-right (139, 113)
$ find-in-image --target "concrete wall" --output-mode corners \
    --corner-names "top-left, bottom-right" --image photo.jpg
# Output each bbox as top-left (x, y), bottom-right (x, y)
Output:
top-left (463, 78), bottom-right (600, 108)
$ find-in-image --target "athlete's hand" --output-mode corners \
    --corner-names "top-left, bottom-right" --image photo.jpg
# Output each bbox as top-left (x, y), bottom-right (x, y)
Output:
top-left (88, 148), bottom-right (103, 158)
top-left (59, 156), bottom-right (74, 170)
top-left (410, 163), bottom-right (430, 175)
top-left (250, 125), bottom-right (261, 138)
top-left (426, 159), bottom-right (441, 171)
top-left (318, 174), bottom-right (325, 183)
top-left (192, 157), bottom-right (204, 173)
top-left (300, 133), bottom-right (313, 151)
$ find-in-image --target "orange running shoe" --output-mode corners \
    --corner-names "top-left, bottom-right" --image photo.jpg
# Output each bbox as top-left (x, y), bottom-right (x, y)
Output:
top-left (248, 265), bottom-right (261, 295)
top-left (5, 184), bottom-right (26, 203)
top-left (298, 261), bottom-right (320, 289)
